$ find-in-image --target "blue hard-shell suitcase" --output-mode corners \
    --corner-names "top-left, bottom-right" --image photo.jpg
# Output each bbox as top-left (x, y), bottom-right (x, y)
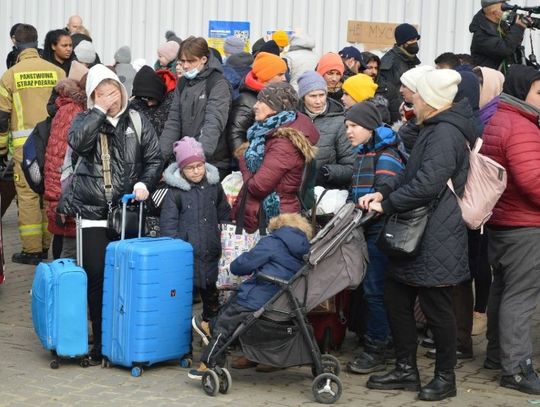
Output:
top-left (31, 258), bottom-right (89, 368)
top-left (101, 195), bottom-right (193, 376)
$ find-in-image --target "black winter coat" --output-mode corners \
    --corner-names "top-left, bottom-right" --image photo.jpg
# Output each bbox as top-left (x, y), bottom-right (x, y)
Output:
top-left (58, 108), bottom-right (163, 219)
top-left (300, 98), bottom-right (355, 189)
top-left (226, 79), bottom-right (258, 154)
top-left (469, 9), bottom-right (525, 70)
top-left (160, 163), bottom-right (231, 289)
top-left (160, 54), bottom-right (232, 170)
top-left (380, 46), bottom-right (420, 124)
top-left (379, 100), bottom-right (476, 287)
top-left (130, 92), bottom-right (174, 137)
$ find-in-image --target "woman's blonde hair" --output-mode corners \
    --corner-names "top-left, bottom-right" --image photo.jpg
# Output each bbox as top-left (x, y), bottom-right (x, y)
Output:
top-left (267, 213), bottom-right (313, 241)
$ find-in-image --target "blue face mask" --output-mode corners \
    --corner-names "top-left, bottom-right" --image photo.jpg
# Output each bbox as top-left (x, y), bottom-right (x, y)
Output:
top-left (183, 68), bottom-right (199, 79)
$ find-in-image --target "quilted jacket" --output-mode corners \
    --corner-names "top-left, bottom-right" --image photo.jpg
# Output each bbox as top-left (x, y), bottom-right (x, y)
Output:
top-left (480, 94), bottom-right (540, 227)
top-left (379, 99), bottom-right (476, 287)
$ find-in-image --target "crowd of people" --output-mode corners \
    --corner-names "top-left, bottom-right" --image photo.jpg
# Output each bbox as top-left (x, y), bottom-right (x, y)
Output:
top-left (1, 0), bottom-right (540, 401)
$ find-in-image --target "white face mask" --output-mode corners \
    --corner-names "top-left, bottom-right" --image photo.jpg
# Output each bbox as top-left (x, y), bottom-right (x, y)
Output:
top-left (183, 68), bottom-right (199, 79)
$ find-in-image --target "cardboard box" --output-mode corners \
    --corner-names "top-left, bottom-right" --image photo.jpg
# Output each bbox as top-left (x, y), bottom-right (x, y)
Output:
top-left (347, 21), bottom-right (419, 50)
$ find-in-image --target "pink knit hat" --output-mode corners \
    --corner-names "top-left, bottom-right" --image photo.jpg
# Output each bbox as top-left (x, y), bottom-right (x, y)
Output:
top-left (173, 137), bottom-right (205, 170)
top-left (157, 41), bottom-right (180, 64)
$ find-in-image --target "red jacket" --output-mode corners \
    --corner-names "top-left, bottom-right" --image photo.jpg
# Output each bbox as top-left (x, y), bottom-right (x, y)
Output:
top-left (233, 113), bottom-right (320, 233)
top-left (480, 98), bottom-right (540, 226)
top-left (44, 79), bottom-right (86, 236)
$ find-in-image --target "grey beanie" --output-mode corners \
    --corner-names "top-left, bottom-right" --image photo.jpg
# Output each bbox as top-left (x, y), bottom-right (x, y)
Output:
top-left (74, 40), bottom-right (96, 64)
top-left (258, 82), bottom-right (299, 112)
top-left (345, 101), bottom-right (383, 130)
top-left (297, 70), bottom-right (327, 99)
top-left (114, 45), bottom-right (131, 64)
top-left (224, 36), bottom-right (245, 55)
top-left (481, 0), bottom-right (505, 8)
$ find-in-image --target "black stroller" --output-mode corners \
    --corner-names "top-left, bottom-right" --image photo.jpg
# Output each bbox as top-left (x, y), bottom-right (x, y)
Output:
top-left (200, 204), bottom-right (374, 404)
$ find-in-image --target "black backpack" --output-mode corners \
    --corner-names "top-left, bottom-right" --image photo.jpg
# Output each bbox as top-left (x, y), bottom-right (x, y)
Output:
top-left (21, 117), bottom-right (52, 194)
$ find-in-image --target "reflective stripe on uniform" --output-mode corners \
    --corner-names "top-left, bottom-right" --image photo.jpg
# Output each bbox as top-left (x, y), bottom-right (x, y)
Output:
top-left (0, 132), bottom-right (8, 151)
top-left (41, 221), bottom-right (48, 231)
top-left (12, 129), bottom-right (32, 138)
top-left (19, 223), bottom-right (42, 237)
top-left (12, 136), bottom-right (27, 148)
top-left (0, 85), bottom-right (9, 98)
top-left (12, 93), bottom-right (24, 131)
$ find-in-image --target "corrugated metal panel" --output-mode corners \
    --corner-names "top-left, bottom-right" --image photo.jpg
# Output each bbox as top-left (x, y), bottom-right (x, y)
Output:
top-left (1, 0), bottom-right (540, 75)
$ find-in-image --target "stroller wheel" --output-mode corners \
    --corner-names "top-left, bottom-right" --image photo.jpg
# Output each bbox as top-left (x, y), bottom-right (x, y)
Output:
top-left (218, 367), bottom-right (232, 394)
top-left (312, 354), bottom-right (341, 377)
top-left (312, 373), bottom-right (342, 404)
top-left (201, 370), bottom-right (219, 397)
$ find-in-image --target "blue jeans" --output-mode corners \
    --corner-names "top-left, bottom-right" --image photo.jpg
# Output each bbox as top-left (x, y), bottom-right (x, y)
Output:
top-left (363, 223), bottom-right (391, 342)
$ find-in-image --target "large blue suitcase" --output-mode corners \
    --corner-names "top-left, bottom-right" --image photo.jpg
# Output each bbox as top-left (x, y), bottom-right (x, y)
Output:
top-left (31, 258), bottom-right (88, 368)
top-left (101, 235), bottom-right (193, 376)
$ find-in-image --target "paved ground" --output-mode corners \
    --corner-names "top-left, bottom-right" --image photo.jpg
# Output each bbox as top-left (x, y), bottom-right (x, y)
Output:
top-left (0, 203), bottom-right (538, 406)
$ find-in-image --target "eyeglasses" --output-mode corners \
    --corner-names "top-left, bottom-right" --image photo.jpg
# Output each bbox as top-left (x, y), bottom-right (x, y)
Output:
top-left (183, 162), bottom-right (205, 172)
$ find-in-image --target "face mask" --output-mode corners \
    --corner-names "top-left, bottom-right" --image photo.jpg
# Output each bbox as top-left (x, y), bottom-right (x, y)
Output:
top-left (404, 43), bottom-right (419, 55)
top-left (183, 68), bottom-right (199, 79)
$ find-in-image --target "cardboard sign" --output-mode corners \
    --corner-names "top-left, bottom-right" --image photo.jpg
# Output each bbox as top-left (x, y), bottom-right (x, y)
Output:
top-left (347, 21), bottom-right (419, 50)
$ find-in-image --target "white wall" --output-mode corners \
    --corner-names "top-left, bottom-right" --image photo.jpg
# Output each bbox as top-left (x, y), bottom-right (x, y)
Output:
top-left (2, 0), bottom-right (540, 75)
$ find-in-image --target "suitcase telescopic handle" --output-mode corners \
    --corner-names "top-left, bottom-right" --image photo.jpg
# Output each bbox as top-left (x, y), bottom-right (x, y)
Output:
top-left (120, 193), bottom-right (144, 240)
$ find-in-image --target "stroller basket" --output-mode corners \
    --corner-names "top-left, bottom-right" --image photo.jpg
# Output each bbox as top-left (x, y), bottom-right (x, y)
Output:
top-left (240, 319), bottom-right (314, 368)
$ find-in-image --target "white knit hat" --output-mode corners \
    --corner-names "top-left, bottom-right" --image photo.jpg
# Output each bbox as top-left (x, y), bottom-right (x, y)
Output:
top-left (400, 65), bottom-right (435, 93)
top-left (416, 69), bottom-right (461, 110)
top-left (74, 40), bottom-right (96, 64)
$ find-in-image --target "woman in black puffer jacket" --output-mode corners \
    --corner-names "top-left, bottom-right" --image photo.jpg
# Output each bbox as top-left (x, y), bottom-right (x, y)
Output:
top-left (58, 64), bottom-right (162, 363)
top-left (361, 70), bottom-right (475, 402)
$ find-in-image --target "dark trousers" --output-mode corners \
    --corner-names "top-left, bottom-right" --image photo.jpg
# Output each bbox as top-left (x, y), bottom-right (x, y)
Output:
top-left (486, 226), bottom-right (540, 376)
top-left (200, 283), bottom-right (220, 321)
top-left (385, 277), bottom-right (457, 372)
top-left (82, 227), bottom-right (111, 354)
top-left (201, 298), bottom-right (251, 366)
top-left (52, 234), bottom-right (63, 260)
top-left (0, 179), bottom-right (16, 218)
top-left (453, 281), bottom-right (473, 354)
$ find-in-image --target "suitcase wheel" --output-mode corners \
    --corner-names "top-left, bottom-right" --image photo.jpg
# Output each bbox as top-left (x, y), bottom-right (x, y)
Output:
top-left (180, 358), bottom-right (192, 368)
top-left (50, 360), bottom-right (59, 369)
top-left (131, 366), bottom-right (143, 377)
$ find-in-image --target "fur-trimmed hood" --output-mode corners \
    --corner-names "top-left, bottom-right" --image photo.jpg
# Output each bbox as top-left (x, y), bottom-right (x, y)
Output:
top-left (271, 127), bottom-right (317, 162)
top-left (163, 162), bottom-right (220, 191)
top-left (55, 78), bottom-right (87, 108)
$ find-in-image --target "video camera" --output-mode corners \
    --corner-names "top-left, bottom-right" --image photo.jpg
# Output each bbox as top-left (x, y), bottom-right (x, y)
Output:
top-left (502, 3), bottom-right (540, 30)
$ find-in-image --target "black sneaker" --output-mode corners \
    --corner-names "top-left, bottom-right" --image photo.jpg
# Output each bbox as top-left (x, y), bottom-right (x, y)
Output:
top-left (483, 358), bottom-right (502, 370)
top-left (87, 348), bottom-right (102, 367)
top-left (500, 359), bottom-right (540, 395)
top-left (348, 351), bottom-right (386, 374)
top-left (12, 251), bottom-right (42, 265)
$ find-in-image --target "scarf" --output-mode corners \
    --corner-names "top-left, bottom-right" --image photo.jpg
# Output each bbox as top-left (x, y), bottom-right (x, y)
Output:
top-left (245, 110), bottom-right (296, 221)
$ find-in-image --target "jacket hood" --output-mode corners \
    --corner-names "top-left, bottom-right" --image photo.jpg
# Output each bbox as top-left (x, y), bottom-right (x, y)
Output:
top-left (55, 78), bottom-right (87, 108)
top-left (357, 125), bottom-right (399, 154)
top-left (85, 64), bottom-right (129, 118)
top-left (272, 226), bottom-right (310, 260)
top-left (424, 99), bottom-right (478, 144)
top-left (500, 92), bottom-right (540, 121)
top-left (289, 33), bottom-right (316, 51)
top-left (163, 162), bottom-right (220, 190)
top-left (469, 9), bottom-right (490, 34)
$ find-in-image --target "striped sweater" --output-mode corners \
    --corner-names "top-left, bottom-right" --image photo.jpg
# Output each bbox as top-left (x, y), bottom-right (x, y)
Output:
top-left (349, 125), bottom-right (405, 205)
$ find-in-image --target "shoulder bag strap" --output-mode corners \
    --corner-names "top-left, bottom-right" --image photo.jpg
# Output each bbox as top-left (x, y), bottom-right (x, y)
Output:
top-left (100, 133), bottom-right (114, 209)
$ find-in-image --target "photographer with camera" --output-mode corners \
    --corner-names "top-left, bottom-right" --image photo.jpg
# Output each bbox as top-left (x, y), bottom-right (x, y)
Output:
top-left (470, 0), bottom-right (527, 71)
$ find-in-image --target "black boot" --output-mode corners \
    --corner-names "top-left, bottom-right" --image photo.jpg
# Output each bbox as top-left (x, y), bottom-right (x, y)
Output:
top-left (367, 356), bottom-right (420, 391)
top-left (12, 251), bottom-right (43, 265)
top-left (418, 370), bottom-right (456, 401)
top-left (348, 337), bottom-right (387, 374)
top-left (500, 358), bottom-right (540, 395)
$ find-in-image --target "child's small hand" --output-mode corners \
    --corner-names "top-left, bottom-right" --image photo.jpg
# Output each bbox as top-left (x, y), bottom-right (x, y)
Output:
top-left (133, 188), bottom-right (149, 201)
